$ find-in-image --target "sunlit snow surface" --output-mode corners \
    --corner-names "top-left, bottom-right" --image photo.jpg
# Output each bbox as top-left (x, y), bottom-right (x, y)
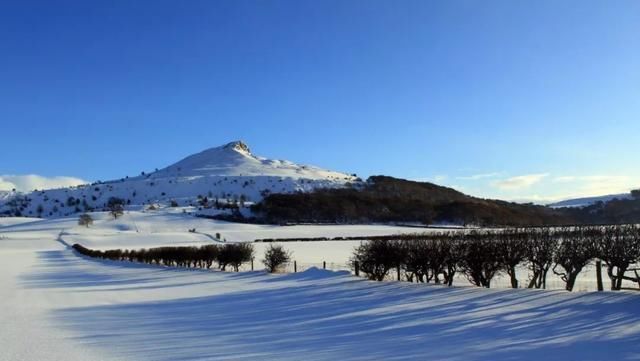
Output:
top-left (1, 212), bottom-right (640, 360)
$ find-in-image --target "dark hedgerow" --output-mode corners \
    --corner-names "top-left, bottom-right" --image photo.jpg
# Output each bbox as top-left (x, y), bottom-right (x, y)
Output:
top-left (72, 242), bottom-right (254, 272)
top-left (350, 225), bottom-right (640, 291)
top-left (217, 243), bottom-right (254, 272)
top-left (350, 240), bottom-right (405, 281)
top-left (73, 225), bottom-right (640, 292)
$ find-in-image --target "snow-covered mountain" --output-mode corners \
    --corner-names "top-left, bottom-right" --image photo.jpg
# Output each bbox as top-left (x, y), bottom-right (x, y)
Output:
top-left (154, 141), bottom-right (352, 179)
top-left (0, 141), bottom-right (360, 218)
top-left (548, 193), bottom-right (632, 208)
top-left (0, 190), bottom-right (13, 201)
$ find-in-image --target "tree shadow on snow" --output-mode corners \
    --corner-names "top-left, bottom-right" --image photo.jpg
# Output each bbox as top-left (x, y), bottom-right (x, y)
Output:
top-left (51, 268), bottom-right (640, 361)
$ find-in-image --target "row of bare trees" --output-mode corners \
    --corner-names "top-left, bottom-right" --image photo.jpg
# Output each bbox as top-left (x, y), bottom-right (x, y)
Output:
top-left (72, 242), bottom-right (294, 273)
top-left (72, 243), bottom-right (255, 272)
top-left (350, 225), bottom-right (640, 291)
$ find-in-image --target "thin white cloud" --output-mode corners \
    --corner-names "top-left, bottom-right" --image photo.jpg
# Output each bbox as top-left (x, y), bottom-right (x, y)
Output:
top-left (410, 175), bottom-right (448, 183)
top-left (0, 174), bottom-right (88, 192)
top-left (504, 194), bottom-right (572, 204)
top-left (457, 172), bottom-right (502, 181)
top-left (553, 176), bottom-right (577, 183)
top-left (492, 173), bottom-right (548, 191)
top-left (551, 175), bottom-right (637, 196)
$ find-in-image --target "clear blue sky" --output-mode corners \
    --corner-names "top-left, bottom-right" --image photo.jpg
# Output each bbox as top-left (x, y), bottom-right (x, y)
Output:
top-left (1, 1), bottom-right (639, 202)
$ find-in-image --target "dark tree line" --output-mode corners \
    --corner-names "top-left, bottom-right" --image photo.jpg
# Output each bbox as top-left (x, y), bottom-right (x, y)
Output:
top-left (251, 176), bottom-right (572, 226)
top-left (350, 225), bottom-right (640, 291)
top-left (72, 243), bottom-right (254, 272)
top-left (251, 177), bottom-right (640, 227)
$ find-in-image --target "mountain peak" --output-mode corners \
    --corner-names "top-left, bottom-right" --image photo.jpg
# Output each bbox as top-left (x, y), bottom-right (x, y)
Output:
top-left (150, 140), bottom-right (356, 181)
top-left (223, 140), bottom-right (251, 155)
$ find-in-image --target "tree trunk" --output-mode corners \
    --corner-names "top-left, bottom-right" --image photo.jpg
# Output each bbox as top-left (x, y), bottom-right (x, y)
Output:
top-left (508, 265), bottom-right (518, 288)
top-left (527, 273), bottom-right (537, 288)
top-left (607, 265), bottom-right (617, 290)
top-left (566, 272), bottom-right (578, 292)
top-left (595, 260), bottom-right (603, 291)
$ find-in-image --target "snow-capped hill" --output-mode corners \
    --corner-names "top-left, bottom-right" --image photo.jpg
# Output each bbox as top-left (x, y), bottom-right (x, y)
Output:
top-left (0, 190), bottom-right (13, 201)
top-left (0, 141), bottom-right (360, 218)
top-left (548, 193), bottom-right (632, 208)
top-left (151, 141), bottom-right (353, 181)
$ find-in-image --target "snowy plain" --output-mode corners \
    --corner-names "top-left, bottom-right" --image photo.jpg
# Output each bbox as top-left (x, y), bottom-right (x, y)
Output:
top-left (1, 212), bottom-right (640, 360)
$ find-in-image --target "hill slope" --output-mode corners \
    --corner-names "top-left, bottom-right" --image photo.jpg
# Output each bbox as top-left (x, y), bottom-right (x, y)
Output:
top-left (252, 176), bottom-right (571, 226)
top-left (549, 193), bottom-right (633, 208)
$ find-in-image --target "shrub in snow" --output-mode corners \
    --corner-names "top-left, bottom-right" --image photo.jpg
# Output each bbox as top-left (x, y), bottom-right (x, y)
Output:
top-left (350, 240), bottom-right (405, 281)
top-left (496, 229), bottom-right (528, 289)
top-left (199, 245), bottom-right (220, 269)
top-left (218, 243), bottom-right (254, 272)
top-left (524, 228), bottom-right (557, 289)
top-left (598, 225), bottom-right (640, 290)
top-left (553, 228), bottom-right (599, 291)
top-left (402, 238), bottom-right (458, 285)
top-left (458, 231), bottom-right (503, 288)
top-left (107, 197), bottom-right (125, 219)
top-left (262, 244), bottom-right (291, 273)
top-left (78, 213), bottom-right (93, 228)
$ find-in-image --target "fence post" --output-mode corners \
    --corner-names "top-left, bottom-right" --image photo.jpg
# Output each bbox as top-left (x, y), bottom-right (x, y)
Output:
top-left (596, 260), bottom-right (603, 291)
top-left (323, 261), bottom-right (326, 269)
top-left (355, 261), bottom-right (359, 277)
top-left (294, 260), bottom-right (297, 273)
top-left (397, 265), bottom-right (401, 281)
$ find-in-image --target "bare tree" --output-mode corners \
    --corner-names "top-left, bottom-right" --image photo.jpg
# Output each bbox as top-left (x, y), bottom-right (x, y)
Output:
top-left (403, 239), bottom-right (429, 282)
top-left (350, 240), bottom-right (405, 281)
top-left (459, 231), bottom-right (502, 288)
top-left (427, 236), bottom-right (456, 285)
top-left (218, 243), bottom-right (254, 272)
top-left (599, 225), bottom-right (640, 290)
top-left (262, 244), bottom-right (292, 273)
top-left (496, 229), bottom-right (527, 288)
top-left (553, 227), bottom-right (597, 291)
top-left (199, 245), bottom-right (220, 269)
top-left (78, 213), bottom-right (93, 228)
top-left (524, 228), bottom-right (557, 289)
top-left (398, 234), bottom-right (459, 285)
top-left (107, 197), bottom-right (124, 219)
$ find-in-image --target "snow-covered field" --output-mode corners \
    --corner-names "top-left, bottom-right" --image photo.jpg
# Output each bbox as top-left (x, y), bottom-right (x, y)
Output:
top-left (2, 212), bottom-right (640, 360)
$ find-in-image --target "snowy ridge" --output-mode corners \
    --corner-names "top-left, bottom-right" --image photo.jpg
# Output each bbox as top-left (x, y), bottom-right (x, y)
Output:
top-left (0, 141), bottom-right (360, 218)
top-left (0, 190), bottom-right (14, 202)
top-left (548, 193), bottom-right (632, 208)
top-left (153, 141), bottom-right (352, 180)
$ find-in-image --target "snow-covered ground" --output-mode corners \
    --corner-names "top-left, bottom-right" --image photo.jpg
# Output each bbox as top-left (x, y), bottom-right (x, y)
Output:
top-left (0, 210), bottom-right (615, 291)
top-left (41, 209), bottom-right (440, 246)
top-left (2, 212), bottom-right (640, 360)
